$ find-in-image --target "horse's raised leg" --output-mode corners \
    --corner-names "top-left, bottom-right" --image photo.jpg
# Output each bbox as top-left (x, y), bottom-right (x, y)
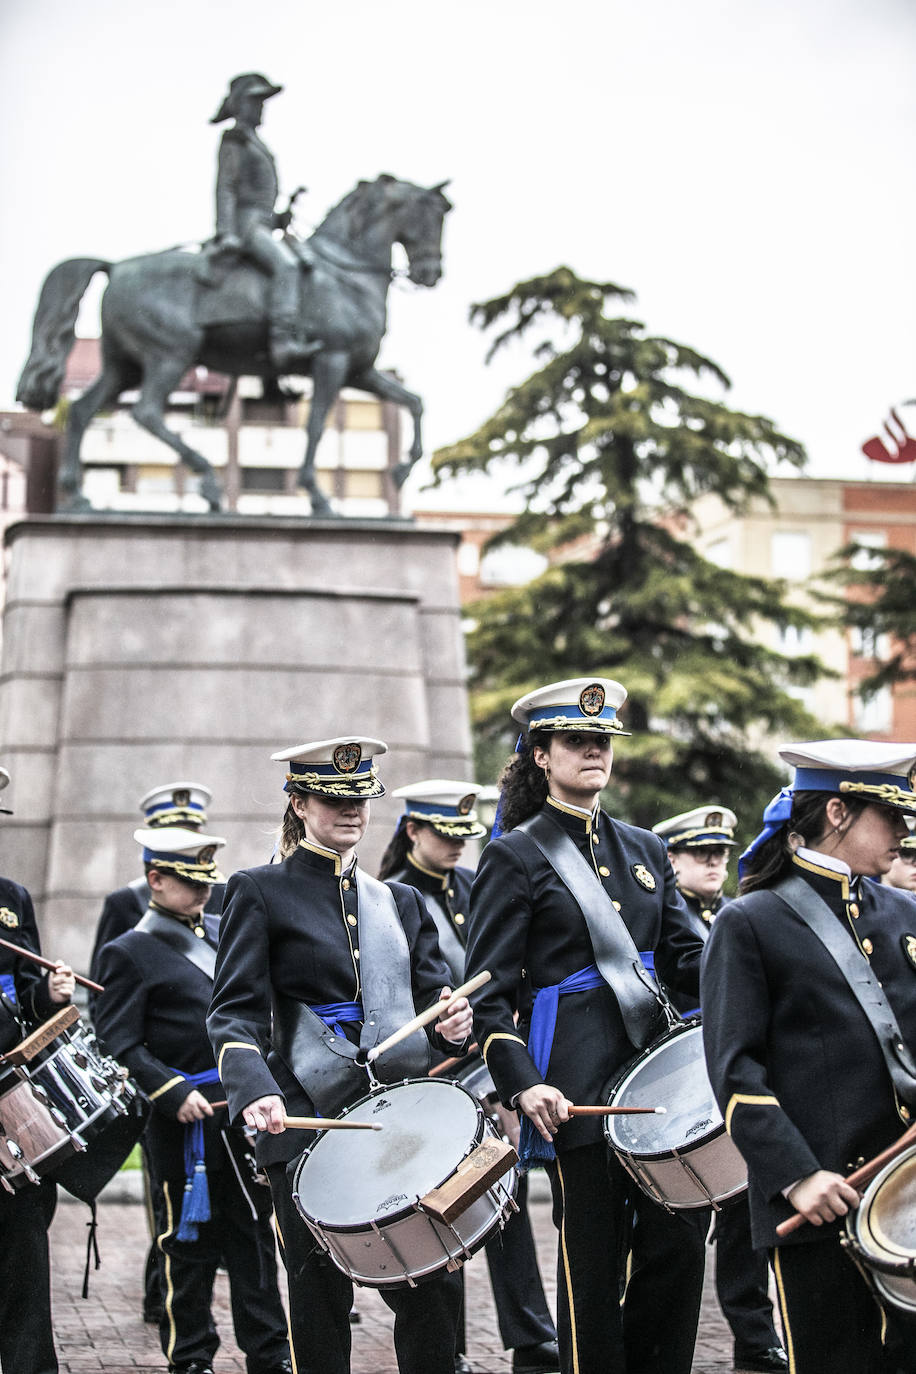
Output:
top-left (296, 350), bottom-right (351, 518)
top-left (58, 356), bottom-right (135, 511)
top-left (131, 359), bottom-right (224, 511)
top-left (348, 366), bottom-right (423, 487)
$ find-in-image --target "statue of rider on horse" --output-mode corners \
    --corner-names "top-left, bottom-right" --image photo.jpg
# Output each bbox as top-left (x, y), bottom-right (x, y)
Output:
top-left (16, 73), bottom-right (452, 518)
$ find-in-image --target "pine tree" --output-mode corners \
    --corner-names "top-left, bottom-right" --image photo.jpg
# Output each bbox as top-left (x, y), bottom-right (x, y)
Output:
top-left (828, 544), bottom-right (916, 695)
top-left (432, 268), bottom-right (828, 843)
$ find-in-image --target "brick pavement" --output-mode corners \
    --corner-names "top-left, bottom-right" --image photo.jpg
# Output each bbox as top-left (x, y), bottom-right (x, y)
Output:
top-left (48, 1178), bottom-right (751, 1374)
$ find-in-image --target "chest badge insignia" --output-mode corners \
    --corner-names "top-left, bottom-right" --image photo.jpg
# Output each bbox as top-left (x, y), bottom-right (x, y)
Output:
top-left (632, 864), bottom-right (656, 891)
top-left (903, 934), bottom-right (916, 970)
top-left (0, 907), bottom-right (19, 928)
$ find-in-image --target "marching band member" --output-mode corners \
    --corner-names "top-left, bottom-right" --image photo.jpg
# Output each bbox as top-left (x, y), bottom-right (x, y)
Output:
top-left (94, 828), bottom-right (289, 1374)
top-left (702, 741), bottom-right (916, 1374)
top-left (882, 827), bottom-right (916, 897)
top-left (379, 780), bottom-right (559, 1374)
top-left (464, 679), bottom-right (706, 1374)
top-left (0, 766), bottom-right (75, 1374)
top-left (89, 781), bottom-right (226, 1326)
top-left (207, 737), bottom-right (473, 1374)
top-left (653, 806), bottom-right (786, 1373)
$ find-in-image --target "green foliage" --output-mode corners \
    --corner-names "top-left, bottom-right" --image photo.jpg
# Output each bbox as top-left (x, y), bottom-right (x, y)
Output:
top-left (824, 543), bottom-right (916, 696)
top-left (435, 267), bottom-right (830, 831)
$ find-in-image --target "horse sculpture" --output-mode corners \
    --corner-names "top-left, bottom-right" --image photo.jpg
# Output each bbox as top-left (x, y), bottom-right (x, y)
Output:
top-left (17, 174), bottom-right (452, 516)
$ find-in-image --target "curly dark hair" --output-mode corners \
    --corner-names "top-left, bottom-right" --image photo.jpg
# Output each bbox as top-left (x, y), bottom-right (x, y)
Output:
top-left (377, 820), bottom-right (412, 880)
top-left (494, 731), bottom-right (552, 833)
top-left (739, 790), bottom-right (870, 893)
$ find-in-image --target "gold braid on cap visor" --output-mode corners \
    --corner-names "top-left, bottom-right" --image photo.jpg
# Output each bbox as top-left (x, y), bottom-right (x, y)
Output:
top-left (148, 858), bottom-right (222, 882)
top-left (529, 715), bottom-right (625, 733)
top-left (285, 768), bottom-right (382, 797)
top-left (838, 780), bottom-right (916, 810)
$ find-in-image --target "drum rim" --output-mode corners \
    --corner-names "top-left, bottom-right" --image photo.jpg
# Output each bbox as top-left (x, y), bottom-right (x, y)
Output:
top-left (846, 1142), bottom-right (916, 1269)
top-left (293, 1075), bottom-right (487, 1232)
top-left (604, 1019), bottom-right (722, 1153)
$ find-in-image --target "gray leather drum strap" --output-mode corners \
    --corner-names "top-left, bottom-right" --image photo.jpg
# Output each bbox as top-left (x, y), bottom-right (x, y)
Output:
top-left (775, 875), bottom-right (916, 1108)
top-left (389, 865), bottom-right (466, 985)
top-left (517, 811), bottom-right (670, 1051)
top-left (272, 870), bottom-right (431, 1117)
top-left (135, 910), bottom-right (216, 980)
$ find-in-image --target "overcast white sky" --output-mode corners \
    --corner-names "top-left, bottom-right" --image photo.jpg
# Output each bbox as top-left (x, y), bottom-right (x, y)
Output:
top-left (1, 0), bottom-right (914, 507)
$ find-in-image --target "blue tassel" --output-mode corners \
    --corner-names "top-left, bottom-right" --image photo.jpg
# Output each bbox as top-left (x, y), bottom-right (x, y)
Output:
top-left (176, 1160), bottom-right (210, 1241)
top-left (517, 1115), bottom-right (555, 1172)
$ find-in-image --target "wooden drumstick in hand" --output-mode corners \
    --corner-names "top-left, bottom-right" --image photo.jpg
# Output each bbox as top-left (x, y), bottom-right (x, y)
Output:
top-left (566, 1105), bottom-right (667, 1116)
top-left (364, 971), bottom-right (491, 1065)
top-left (282, 1116), bottom-right (383, 1131)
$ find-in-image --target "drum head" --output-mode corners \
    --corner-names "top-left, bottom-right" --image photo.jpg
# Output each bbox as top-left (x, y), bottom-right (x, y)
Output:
top-left (859, 1145), bottom-right (916, 1259)
top-left (294, 1078), bottom-right (481, 1228)
top-left (606, 1024), bottom-right (722, 1156)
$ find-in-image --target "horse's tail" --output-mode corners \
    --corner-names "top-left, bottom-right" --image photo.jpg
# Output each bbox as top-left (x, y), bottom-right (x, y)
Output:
top-left (16, 257), bottom-right (112, 411)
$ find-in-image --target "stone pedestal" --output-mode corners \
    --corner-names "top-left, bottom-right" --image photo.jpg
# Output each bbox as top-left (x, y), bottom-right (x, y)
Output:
top-left (0, 514), bottom-right (472, 967)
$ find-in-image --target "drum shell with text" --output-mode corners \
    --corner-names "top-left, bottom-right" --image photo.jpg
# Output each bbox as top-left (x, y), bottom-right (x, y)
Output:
top-left (604, 1020), bottom-right (747, 1210)
top-left (0, 1013), bottom-right (138, 1191)
top-left (292, 1077), bottom-right (518, 1287)
top-left (844, 1142), bottom-right (916, 1314)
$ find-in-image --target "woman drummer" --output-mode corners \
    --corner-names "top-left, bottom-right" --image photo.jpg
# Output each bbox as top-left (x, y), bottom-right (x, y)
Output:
top-left (206, 736), bottom-right (472, 1374)
top-left (701, 740), bottom-right (916, 1374)
top-left (463, 679), bottom-right (706, 1374)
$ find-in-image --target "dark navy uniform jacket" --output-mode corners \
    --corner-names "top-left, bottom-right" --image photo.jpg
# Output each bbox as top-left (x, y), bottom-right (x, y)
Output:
top-left (701, 853), bottom-right (916, 1249)
top-left (0, 877), bottom-right (55, 1053)
top-left (667, 888), bottom-right (721, 1016)
top-left (388, 857), bottom-right (474, 985)
top-left (94, 918), bottom-right (230, 1181)
top-left (207, 841), bottom-right (464, 1168)
top-left (465, 799), bottom-right (702, 1151)
top-left (89, 881), bottom-right (226, 997)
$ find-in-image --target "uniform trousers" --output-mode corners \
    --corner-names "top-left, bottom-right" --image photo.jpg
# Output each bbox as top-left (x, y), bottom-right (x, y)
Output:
top-left (0, 1179), bottom-right (58, 1374)
top-left (713, 1194), bottom-right (780, 1356)
top-left (771, 1238), bottom-right (916, 1374)
top-left (454, 1173), bottom-right (557, 1354)
top-left (268, 1161), bottom-right (462, 1374)
top-left (546, 1142), bottom-right (705, 1374)
top-left (153, 1165), bottom-right (288, 1373)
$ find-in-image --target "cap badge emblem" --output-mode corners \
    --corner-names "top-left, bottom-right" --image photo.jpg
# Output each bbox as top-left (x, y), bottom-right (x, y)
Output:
top-left (908, 765), bottom-right (916, 792)
top-left (173, 789), bottom-right (190, 807)
top-left (0, 907), bottom-right (19, 929)
top-left (706, 811), bottom-right (723, 827)
top-left (903, 934), bottom-right (916, 971)
top-left (333, 743), bottom-right (362, 774)
top-left (198, 846), bottom-right (216, 865)
top-left (632, 863), bottom-right (657, 892)
top-left (457, 793), bottom-right (475, 816)
top-left (579, 683), bottom-right (606, 717)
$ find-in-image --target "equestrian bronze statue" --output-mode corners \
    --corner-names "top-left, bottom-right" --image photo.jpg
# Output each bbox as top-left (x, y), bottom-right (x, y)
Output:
top-left (17, 168), bottom-right (452, 516)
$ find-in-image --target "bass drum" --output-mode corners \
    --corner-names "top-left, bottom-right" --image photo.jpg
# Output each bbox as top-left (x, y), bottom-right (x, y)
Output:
top-left (844, 1142), bottom-right (916, 1314)
top-left (604, 1019), bottom-right (746, 1210)
top-left (292, 1076), bottom-right (518, 1287)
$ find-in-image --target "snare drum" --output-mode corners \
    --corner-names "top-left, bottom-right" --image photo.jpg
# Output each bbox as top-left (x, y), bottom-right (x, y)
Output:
top-left (604, 1020), bottom-right (746, 1210)
top-left (292, 1077), bottom-right (518, 1287)
top-left (844, 1143), bottom-right (916, 1314)
top-left (0, 1006), bottom-right (138, 1191)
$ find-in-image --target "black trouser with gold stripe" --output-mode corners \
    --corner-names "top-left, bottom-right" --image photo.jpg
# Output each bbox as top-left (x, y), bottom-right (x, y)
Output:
top-left (0, 1178), bottom-right (58, 1374)
top-left (268, 1160), bottom-right (462, 1374)
top-left (153, 1165), bottom-right (288, 1373)
top-left (771, 1237), bottom-right (916, 1374)
top-left (545, 1143), bottom-right (705, 1374)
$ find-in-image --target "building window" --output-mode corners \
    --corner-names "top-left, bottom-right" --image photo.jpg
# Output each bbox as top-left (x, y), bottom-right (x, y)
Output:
top-left (457, 541), bottom-right (481, 576)
top-left (479, 544), bottom-right (549, 588)
top-left (705, 538), bottom-right (732, 569)
top-left (854, 686), bottom-right (892, 734)
top-left (849, 531), bottom-right (887, 571)
top-left (771, 531), bottom-right (811, 580)
top-left (850, 626), bottom-right (890, 661)
top-left (777, 625), bottom-right (814, 656)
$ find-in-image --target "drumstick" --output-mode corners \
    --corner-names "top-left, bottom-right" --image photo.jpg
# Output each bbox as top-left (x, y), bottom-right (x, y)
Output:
top-left (566, 1105), bottom-right (667, 1116)
top-left (0, 934), bottom-right (104, 994)
top-left (428, 1044), bottom-right (479, 1077)
top-left (775, 1120), bottom-right (916, 1238)
top-left (365, 971), bottom-right (492, 1065)
top-left (282, 1115), bottom-right (383, 1131)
